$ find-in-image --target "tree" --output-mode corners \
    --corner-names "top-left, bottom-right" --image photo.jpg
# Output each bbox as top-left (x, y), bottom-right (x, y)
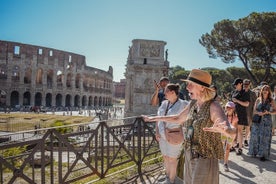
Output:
top-left (168, 65), bottom-right (188, 83)
top-left (199, 12), bottom-right (276, 86)
top-left (168, 65), bottom-right (190, 99)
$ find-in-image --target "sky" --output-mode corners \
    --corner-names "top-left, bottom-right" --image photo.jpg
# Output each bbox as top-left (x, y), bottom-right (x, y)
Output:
top-left (0, 0), bottom-right (275, 82)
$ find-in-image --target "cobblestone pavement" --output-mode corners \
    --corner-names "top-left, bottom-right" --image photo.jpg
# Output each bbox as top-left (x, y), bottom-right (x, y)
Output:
top-left (124, 135), bottom-right (276, 184)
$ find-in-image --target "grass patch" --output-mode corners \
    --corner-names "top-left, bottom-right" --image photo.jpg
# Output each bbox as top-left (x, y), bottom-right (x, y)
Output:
top-left (0, 113), bottom-right (94, 132)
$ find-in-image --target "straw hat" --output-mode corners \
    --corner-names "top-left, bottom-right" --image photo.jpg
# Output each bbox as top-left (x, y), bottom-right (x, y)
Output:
top-left (181, 69), bottom-right (214, 90)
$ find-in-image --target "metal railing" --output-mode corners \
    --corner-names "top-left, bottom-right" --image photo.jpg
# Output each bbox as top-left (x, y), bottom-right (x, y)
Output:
top-left (0, 116), bottom-right (160, 184)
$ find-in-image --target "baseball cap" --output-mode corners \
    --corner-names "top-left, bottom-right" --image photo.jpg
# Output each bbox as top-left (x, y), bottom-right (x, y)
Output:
top-left (225, 101), bottom-right (235, 109)
top-left (159, 77), bottom-right (169, 82)
top-left (232, 78), bottom-right (243, 86)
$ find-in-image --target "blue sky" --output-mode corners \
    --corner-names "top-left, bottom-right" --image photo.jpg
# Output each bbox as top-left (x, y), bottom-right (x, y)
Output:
top-left (1, 0), bottom-right (275, 82)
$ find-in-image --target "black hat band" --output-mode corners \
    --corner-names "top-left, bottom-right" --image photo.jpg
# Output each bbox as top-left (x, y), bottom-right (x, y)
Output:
top-left (187, 77), bottom-right (210, 88)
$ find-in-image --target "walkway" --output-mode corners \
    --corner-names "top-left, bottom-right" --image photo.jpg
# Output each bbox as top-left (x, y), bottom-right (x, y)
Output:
top-left (124, 135), bottom-right (276, 184)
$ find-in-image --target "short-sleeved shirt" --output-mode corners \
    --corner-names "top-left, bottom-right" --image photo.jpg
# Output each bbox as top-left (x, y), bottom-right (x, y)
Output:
top-left (231, 89), bottom-right (250, 125)
top-left (157, 99), bottom-right (188, 139)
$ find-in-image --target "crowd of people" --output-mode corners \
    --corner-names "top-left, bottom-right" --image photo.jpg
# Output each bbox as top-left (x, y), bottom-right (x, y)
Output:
top-left (143, 69), bottom-right (276, 184)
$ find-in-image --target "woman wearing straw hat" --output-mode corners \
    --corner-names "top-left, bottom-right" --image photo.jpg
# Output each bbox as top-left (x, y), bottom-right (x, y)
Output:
top-left (143, 69), bottom-right (235, 184)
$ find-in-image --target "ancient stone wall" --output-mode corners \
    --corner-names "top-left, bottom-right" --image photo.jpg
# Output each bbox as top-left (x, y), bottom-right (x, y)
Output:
top-left (0, 40), bottom-right (113, 109)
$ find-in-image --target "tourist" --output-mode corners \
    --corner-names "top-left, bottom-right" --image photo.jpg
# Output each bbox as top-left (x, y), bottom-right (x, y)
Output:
top-left (243, 79), bottom-right (257, 146)
top-left (221, 101), bottom-right (238, 172)
top-left (143, 69), bottom-right (235, 184)
top-left (211, 85), bottom-right (222, 102)
top-left (272, 85), bottom-right (276, 135)
top-left (248, 85), bottom-right (276, 161)
top-left (231, 78), bottom-right (250, 155)
top-left (155, 83), bottom-right (188, 184)
top-left (151, 77), bottom-right (170, 106)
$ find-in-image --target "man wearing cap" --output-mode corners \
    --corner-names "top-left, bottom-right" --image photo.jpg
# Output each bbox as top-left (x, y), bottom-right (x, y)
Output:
top-left (151, 77), bottom-right (170, 106)
top-left (243, 79), bottom-right (257, 146)
top-left (151, 77), bottom-right (184, 106)
top-left (231, 78), bottom-right (250, 155)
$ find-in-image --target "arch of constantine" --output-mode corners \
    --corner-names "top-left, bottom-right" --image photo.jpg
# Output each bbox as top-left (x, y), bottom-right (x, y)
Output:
top-left (0, 40), bottom-right (113, 109)
top-left (124, 39), bottom-right (169, 117)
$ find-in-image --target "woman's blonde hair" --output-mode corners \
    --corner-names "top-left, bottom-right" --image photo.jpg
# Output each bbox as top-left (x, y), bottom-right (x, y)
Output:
top-left (201, 87), bottom-right (216, 101)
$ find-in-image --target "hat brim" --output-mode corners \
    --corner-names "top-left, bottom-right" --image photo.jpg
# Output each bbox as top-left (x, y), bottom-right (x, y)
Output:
top-left (180, 78), bottom-right (215, 91)
top-left (225, 105), bottom-right (235, 108)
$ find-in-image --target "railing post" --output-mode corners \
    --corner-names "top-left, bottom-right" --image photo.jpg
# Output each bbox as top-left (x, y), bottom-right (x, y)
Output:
top-left (100, 121), bottom-right (105, 179)
top-left (137, 117), bottom-right (143, 175)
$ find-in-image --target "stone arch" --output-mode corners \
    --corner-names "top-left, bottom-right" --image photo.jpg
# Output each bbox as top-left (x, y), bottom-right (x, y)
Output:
top-left (10, 91), bottom-right (19, 107)
top-left (74, 95), bottom-right (80, 107)
top-left (0, 90), bottom-right (7, 107)
top-left (65, 94), bottom-right (71, 107)
top-left (82, 95), bottom-right (87, 107)
top-left (66, 73), bottom-right (72, 88)
top-left (75, 73), bottom-right (81, 89)
top-left (0, 64), bottom-right (7, 79)
top-left (56, 93), bottom-right (62, 107)
top-left (88, 96), bottom-right (93, 107)
top-left (99, 96), bottom-right (102, 106)
top-left (35, 92), bottom-right (42, 106)
top-left (57, 70), bottom-right (63, 87)
top-left (94, 96), bottom-right (98, 107)
top-left (102, 97), bottom-right (106, 106)
top-left (47, 69), bottom-right (54, 88)
top-left (46, 93), bottom-right (52, 107)
top-left (83, 77), bottom-right (88, 91)
top-left (24, 68), bottom-right (32, 84)
top-left (36, 68), bottom-right (43, 85)
top-left (12, 65), bottom-right (20, 82)
top-left (23, 92), bottom-right (31, 106)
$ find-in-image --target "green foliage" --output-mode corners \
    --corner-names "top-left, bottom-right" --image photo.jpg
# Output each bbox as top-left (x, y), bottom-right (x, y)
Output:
top-left (169, 65), bottom-right (188, 83)
top-left (2, 146), bottom-right (26, 157)
top-left (50, 120), bottom-right (73, 134)
top-left (1, 146), bottom-right (27, 169)
top-left (199, 12), bottom-right (276, 84)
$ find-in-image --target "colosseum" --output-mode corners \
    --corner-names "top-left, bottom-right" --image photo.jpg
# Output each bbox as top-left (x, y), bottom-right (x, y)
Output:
top-left (0, 40), bottom-right (113, 111)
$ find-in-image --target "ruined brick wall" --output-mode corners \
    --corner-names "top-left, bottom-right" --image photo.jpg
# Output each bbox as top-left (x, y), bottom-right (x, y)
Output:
top-left (0, 40), bottom-right (113, 109)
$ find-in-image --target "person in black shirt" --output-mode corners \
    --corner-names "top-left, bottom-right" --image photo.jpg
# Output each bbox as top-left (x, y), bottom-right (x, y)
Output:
top-left (243, 79), bottom-right (257, 146)
top-left (231, 78), bottom-right (250, 155)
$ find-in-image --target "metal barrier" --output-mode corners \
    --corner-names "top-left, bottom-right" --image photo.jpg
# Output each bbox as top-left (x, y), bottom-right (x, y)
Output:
top-left (0, 116), bottom-right (160, 184)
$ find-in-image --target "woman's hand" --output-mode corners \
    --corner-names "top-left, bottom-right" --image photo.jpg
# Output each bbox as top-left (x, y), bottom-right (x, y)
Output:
top-left (155, 133), bottom-right (161, 141)
top-left (203, 121), bottom-right (235, 139)
top-left (141, 115), bottom-right (154, 122)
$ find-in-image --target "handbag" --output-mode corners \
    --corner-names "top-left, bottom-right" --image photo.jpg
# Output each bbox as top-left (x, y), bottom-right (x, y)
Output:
top-left (165, 127), bottom-right (184, 145)
top-left (252, 114), bottom-right (261, 123)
